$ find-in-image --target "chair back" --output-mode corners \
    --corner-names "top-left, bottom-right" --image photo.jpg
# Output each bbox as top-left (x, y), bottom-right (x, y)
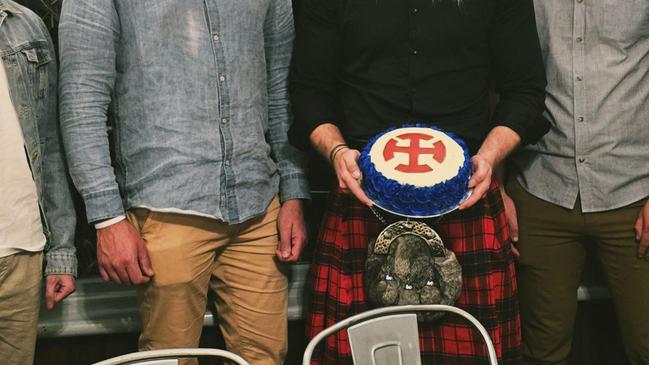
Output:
top-left (92, 348), bottom-right (250, 365)
top-left (348, 313), bottom-right (420, 365)
top-left (303, 304), bottom-right (498, 365)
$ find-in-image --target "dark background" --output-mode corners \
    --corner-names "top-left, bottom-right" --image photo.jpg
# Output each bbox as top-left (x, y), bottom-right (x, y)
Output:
top-left (15, 1), bottom-right (629, 364)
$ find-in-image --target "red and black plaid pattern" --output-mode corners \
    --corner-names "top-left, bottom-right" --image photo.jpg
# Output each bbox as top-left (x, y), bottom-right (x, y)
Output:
top-left (306, 181), bottom-right (521, 364)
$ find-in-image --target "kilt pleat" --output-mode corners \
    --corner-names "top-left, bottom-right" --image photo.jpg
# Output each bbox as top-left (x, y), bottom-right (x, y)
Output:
top-left (306, 181), bottom-right (521, 364)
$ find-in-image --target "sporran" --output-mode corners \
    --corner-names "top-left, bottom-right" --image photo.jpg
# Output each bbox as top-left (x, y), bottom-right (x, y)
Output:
top-left (365, 208), bottom-right (462, 321)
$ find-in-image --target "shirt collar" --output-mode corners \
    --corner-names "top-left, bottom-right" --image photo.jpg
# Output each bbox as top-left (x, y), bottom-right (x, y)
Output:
top-left (0, 1), bottom-right (22, 16)
top-left (0, 1), bottom-right (21, 29)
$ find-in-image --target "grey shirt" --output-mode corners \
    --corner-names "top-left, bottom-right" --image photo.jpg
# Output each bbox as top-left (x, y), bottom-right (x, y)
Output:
top-left (511, 0), bottom-right (649, 212)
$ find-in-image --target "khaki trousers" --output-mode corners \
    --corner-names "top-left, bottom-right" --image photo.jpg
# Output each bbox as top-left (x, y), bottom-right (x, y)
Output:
top-left (0, 251), bottom-right (42, 365)
top-left (507, 178), bottom-right (649, 365)
top-left (127, 197), bottom-right (288, 365)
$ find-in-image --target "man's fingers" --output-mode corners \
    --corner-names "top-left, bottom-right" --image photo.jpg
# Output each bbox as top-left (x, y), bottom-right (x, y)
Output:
top-left (501, 192), bottom-right (519, 242)
top-left (53, 283), bottom-right (76, 305)
top-left (112, 265), bottom-right (130, 285)
top-left (459, 191), bottom-right (480, 210)
top-left (286, 240), bottom-right (305, 262)
top-left (45, 277), bottom-right (56, 310)
top-left (277, 221), bottom-right (292, 261)
top-left (106, 269), bottom-right (122, 284)
top-left (125, 262), bottom-right (147, 285)
top-left (509, 218), bottom-right (519, 242)
top-left (460, 179), bottom-right (489, 210)
top-left (468, 159), bottom-right (487, 189)
top-left (343, 152), bottom-right (362, 180)
top-left (54, 287), bottom-right (73, 305)
top-left (511, 244), bottom-right (520, 258)
top-left (98, 266), bottom-right (110, 282)
top-left (338, 167), bottom-right (372, 206)
top-left (137, 240), bottom-right (155, 278)
top-left (635, 214), bottom-right (643, 241)
top-left (287, 229), bottom-right (308, 262)
top-left (639, 242), bottom-right (649, 259)
top-left (344, 174), bottom-right (373, 206)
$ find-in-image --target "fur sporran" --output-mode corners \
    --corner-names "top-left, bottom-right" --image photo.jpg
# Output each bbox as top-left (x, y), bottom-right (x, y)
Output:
top-left (365, 220), bottom-right (462, 321)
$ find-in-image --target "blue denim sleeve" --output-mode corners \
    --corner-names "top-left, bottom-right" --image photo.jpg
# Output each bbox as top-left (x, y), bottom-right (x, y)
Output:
top-left (59, 0), bottom-right (125, 223)
top-left (264, 0), bottom-right (311, 202)
top-left (37, 19), bottom-right (78, 276)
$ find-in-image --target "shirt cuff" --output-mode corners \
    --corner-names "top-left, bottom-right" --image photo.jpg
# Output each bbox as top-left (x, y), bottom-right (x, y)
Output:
top-left (44, 250), bottom-right (78, 277)
top-left (279, 173), bottom-right (311, 202)
top-left (94, 215), bottom-right (127, 229)
top-left (83, 188), bottom-right (125, 223)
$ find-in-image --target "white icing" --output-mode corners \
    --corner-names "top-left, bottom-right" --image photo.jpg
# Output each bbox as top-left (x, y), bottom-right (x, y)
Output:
top-left (368, 127), bottom-right (466, 188)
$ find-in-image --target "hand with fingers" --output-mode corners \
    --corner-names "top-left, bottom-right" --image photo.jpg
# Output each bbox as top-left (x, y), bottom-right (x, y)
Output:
top-left (635, 199), bottom-right (649, 259)
top-left (45, 274), bottom-right (76, 310)
top-left (276, 199), bottom-right (308, 262)
top-left (331, 146), bottom-right (373, 206)
top-left (500, 186), bottom-right (520, 258)
top-left (459, 155), bottom-right (493, 211)
top-left (96, 219), bottom-right (154, 285)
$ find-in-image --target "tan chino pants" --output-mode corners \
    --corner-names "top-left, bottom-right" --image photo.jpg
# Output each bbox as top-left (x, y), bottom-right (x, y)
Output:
top-left (0, 251), bottom-right (43, 365)
top-left (127, 197), bottom-right (288, 365)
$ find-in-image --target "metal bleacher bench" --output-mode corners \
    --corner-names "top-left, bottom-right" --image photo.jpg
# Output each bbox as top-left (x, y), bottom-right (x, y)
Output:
top-left (37, 260), bottom-right (609, 338)
top-left (37, 263), bottom-right (310, 338)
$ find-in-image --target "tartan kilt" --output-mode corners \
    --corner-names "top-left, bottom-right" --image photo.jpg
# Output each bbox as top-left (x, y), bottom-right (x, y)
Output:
top-left (306, 181), bottom-right (521, 364)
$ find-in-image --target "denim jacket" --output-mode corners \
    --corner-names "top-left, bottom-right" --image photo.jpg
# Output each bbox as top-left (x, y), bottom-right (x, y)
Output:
top-left (0, 1), bottom-right (77, 276)
top-left (59, 0), bottom-right (310, 224)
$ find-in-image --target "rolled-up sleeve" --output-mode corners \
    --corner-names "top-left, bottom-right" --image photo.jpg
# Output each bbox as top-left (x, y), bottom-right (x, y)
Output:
top-left (490, 0), bottom-right (550, 145)
top-left (288, 0), bottom-right (341, 151)
top-left (58, 0), bottom-right (124, 222)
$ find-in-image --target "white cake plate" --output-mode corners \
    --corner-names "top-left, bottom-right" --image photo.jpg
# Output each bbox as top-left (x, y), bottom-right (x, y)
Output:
top-left (370, 189), bottom-right (474, 219)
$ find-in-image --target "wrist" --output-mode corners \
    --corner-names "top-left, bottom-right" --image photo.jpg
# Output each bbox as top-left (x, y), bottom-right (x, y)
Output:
top-left (282, 198), bottom-right (304, 207)
top-left (329, 143), bottom-right (349, 164)
top-left (94, 215), bottom-right (126, 230)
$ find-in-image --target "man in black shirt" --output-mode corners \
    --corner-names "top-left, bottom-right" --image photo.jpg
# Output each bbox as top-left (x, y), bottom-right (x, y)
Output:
top-left (290, 0), bottom-right (548, 363)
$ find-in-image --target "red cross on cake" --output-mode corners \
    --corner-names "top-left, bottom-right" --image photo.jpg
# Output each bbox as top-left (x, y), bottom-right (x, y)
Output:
top-left (360, 126), bottom-right (472, 217)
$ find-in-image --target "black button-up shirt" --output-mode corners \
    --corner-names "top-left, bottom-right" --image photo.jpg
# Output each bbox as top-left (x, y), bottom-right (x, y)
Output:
top-left (289, 0), bottom-right (549, 153)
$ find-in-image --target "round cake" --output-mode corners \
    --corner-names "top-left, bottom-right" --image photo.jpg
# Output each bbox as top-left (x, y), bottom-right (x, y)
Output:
top-left (359, 125), bottom-right (471, 217)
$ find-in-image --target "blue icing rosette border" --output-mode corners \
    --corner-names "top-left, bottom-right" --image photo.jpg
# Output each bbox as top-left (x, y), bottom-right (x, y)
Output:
top-left (359, 124), bottom-right (472, 217)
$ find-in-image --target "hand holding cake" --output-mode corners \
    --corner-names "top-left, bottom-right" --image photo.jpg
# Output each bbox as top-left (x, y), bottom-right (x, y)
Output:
top-left (459, 126), bottom-right (521, 210)
top-left (310, 123), bottom-right (374, 207)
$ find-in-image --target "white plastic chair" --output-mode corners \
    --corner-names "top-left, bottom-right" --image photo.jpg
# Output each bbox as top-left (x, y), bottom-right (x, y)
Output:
top-left (303, 304), bottom-right (498, 365)
top-left (92, 348), bottom-right (250, 365)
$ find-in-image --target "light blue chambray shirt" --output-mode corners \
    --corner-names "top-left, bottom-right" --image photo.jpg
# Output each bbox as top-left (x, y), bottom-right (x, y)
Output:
top-left (512, 0), bottom-right (649, 212)
top-left (59, 0), bottom-right (310, 224)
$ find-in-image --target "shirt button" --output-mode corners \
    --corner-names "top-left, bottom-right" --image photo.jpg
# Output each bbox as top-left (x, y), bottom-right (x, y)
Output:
top-left (411, 49), bottom-right (419, 55)
top-left (577, 116), bottom-right (585, 122)
top-left (219, 74), bottom-right (226, 82)
top-left (221, 118), bottom-right (228, 124)
top-left (412, 8), bottom-right (418, 13)
top-left (213, 34), bottom-right (220, 41)
top-left (576, 75), bottom-right (583, 81)
top-left (225, 160), bottom-right (231, 166)
top-left (576, 36), bottom-right (583, 43)
top-left (576, 0), bottom-right (583, 3)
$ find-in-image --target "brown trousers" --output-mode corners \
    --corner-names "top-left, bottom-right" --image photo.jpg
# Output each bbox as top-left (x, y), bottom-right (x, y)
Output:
top-left (0, 251), bottom-right (42, 365)
top-left (127, 197), bottom-right (288, 365)
top-left (508, 178), bottom-right (649, 365)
